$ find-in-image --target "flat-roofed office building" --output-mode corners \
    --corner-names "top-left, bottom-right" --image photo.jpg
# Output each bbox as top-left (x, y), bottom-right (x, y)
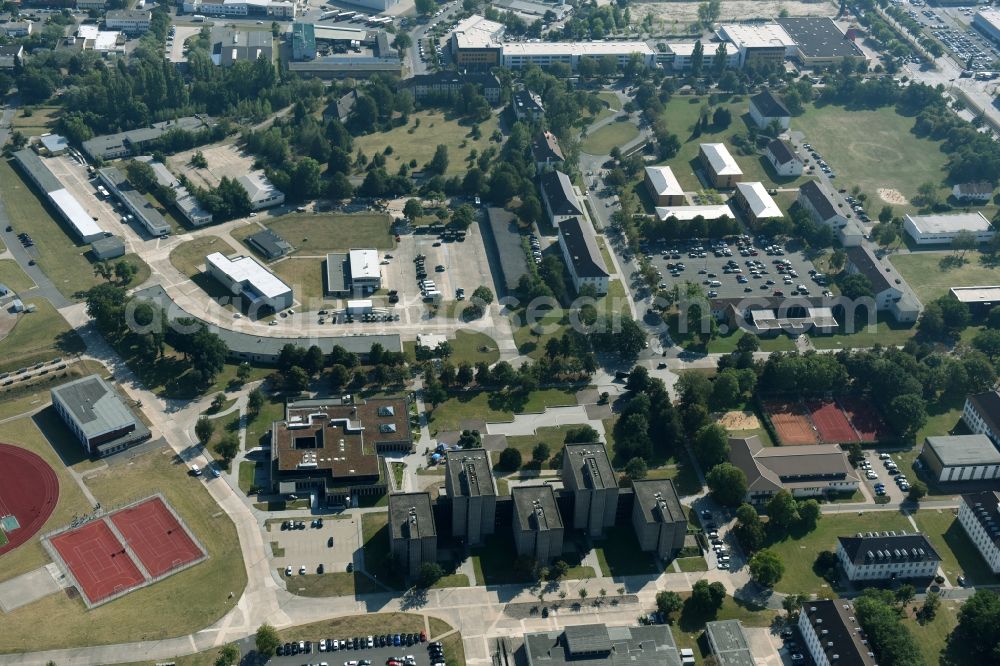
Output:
top-left (561, 443), bottom-right (618, 537)
top-left (388, 492), bottom-right (437, 578)
top-left (631, 479), bottom-right (686, 560)
top-left (445, 449), bottom-right (496, 546)
top-left (512, 485), bottom-right (564, 563)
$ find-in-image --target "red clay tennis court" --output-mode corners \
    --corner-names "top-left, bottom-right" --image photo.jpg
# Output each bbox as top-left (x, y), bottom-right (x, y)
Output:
top-left (49, 519), bottom-right (145, 605)
top-left (807, 400), bottom-right (859, 443)
top-left (838, 396), bottom-right (888, 442)
top-left (763, 401), bottom-right (818, 445)
top-left (110, 497), bottom-right (204, 578)
top-left (0, 443), bottom-right (59, 556)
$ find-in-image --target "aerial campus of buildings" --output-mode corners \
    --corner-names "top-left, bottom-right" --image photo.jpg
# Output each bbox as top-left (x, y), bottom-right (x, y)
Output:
top-left (6, 0), bottom-right (1000, 664)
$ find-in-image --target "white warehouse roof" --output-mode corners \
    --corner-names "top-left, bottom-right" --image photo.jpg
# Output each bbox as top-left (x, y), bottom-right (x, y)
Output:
top-left (904, 212), bottom-right (992, 234)
top-left (655, 204), bottom-right (733, 222)
top-left (736, 182), bottom-right (782, 219)
top-left (206, 252), bottom-right (291, 299)
top-left (645, 166), bottom-right (683, 198)
top-left (718, 23), bottom-right (795, 49)
top-left (49, 189), bottom-right (104, 241)
top-left (700, 143), bottom-right (743, 176)
top-left (349, 248), bottom-right (380, 280)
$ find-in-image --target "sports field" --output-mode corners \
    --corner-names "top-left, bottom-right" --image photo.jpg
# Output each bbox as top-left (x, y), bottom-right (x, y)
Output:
top-left (806, 400), bottom-right (858, 443)
top-left (233, 212), bottom-right (395, 255)
top-left (0, 442), bottom-right (59, 556)
top-left (889, 252), bottom-right (1000, 303)
top-left (838, 396), bottom-right (889, 442)
top-left (763, 401), bottom-right (818, 445)
top-left (110, 497), bottom-right (205, 578)
top-left (49, 519), bottom-right (146, 606)
top-left (795, 104), bottom-right (950, 209)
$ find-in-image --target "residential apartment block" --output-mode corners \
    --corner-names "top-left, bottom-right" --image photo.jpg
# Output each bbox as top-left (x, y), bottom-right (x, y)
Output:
top-left (512, 485), bottom-right (564, 563)
top-left (798, 600), bottom-right (876, 666)
top-left (835, 531), bottom-right (940, 581)
top-left (631, 479), bottom-right (686, 561)
top-left (445, 449), bottom-right (496, 546)
top-left (963, 390), bottom-right (1000, 444)
top-left (388, 492), bottom-right (437, 578)
top-left (958, 491), bottom-right (1000, 574)
top-left (561, 443), bottom-right (618, 538)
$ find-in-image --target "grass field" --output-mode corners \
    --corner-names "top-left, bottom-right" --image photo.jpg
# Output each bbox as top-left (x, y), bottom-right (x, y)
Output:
top-left (447, 330), bottom-right (501, 366)
top-left (0, 298), bottom-right (85, 374)
top-left (0, 445), bottom-right (248, 652)
top-left (652, 95), bottom-right (812, 195)
top-left (902, 601), bottom-right (961, 666)
top-left (353, 110), bottom-right (500, 178)
top-left (513, 307), bottom-right (567, 358)
top-left (270, 257), bottom-right (327, 305)
top-left (283, 571), bottom-right (356, 597)
top-left (428, 388), bottom-right (578, 434)
top-left (169, 236), bottom-right (233, 277)
top-left (890, 252), bottom-right (1000, 303)
top-left (234, 212), bottom-right (395, 256)
top-left (11, 106), bottom-right (60, 136)
top-left (0, 259), bottom-right (36, 292)
top-left (808, 314), bottom-right (916, 350)
top-left (0, 159), bottom-right (105, 300)
top-left (361, 512), bottom-right (404, 590)
top-left (676, 557), bottom-right (708, 572)
top-left (795, 103), bottom-right (951, 209)
top-left (581, 119), bottom-right (640, 155)
top-left (767, 511), bottom-right (913, 596)
top-left (238, 460), bottom-right (257, 494)
top-left (245, 394), bottom-right (284, 449)
top-left (913, 508), bottom-right (1000, 586)
top-left (507, 424), bottom-right (604, 470)
top-left (0, 414), bottom-right (94, 585)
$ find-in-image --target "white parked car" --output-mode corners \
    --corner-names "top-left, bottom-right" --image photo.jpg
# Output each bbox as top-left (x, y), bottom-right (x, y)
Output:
top-left (866, 471), bottom-right (878, 479)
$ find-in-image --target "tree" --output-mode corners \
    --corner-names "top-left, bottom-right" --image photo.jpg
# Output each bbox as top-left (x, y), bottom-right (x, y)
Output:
top-left (919, 591), bottom-right (941, 622)
top-left (952, 229), bottom-right (978, 258)
top-left (532, 442), bottom-right (550, 462)
top-left (908, 480), bottom-right (928, 501)
top-left (954, 589), bottom-right (1000, 661)
top-left (114, 260), bottom-right (138, 285)
top-left (690, 40), bottom-right (704, 76)
top-left (694, 423), bottom-right (729, 470)
top-left (712, 107), bottom-right (732, 129)
top-left (734, 503), bottom-right (765, 552)
top-left (689, 579), bottom-right (726, 616)
top-left (624, 456), bottom-right (648, 481)
top-left (415, 0), bottom-right (437, 15)
top-left (706, 463), bottom-right (747, 507)
top-left (472, 285), bottom-right (494, 305)
top-left (884, 393), bottom-right (927, 441)
top-left (766, 490), bottom-right (799, 533)
top-left (710, 371), bottom-right (741, 410)
top-left (195, 416), bottom-right (214, 446)
top-left (498, 447), bottom-right (522, 470)
top-left (782, 594), bottom-right (809, 622)
top-left (403, 198), bottom-right (424, 222)
top-left (327, 172), bottom-right (353, 200)
top-left (749, 549), bottom-right (785, 587)
top-left (797, 499), bottom-right (822, 531)
top-left (236, 362), bottom-right (252, 385)
top-left (895, 583), bottom-right (916, 608)
top-left (427, 144), bottom-right (449, 175)
top-left (212, 393), bottom-right (226, 411)
top-left (215, 432), bottom-right (239, 464)
top-left (656, 590), bottom-right (683, 619)
top-left (214, 644), bottom-right (240, 666)
top-left (916, 181), bottom-right (940, 209)
top-left (391, 32), bottom-right (412, 53)
top-left (840, 273), bottom-right (874, 300)
top-left (417, 561), bottom-right (444, 588)
top-left (248, 387), bottom-right (264, 416)
top-left (255, 624), bottom-right (281, 658)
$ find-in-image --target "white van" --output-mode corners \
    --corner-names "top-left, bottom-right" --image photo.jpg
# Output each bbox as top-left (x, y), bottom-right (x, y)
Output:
top-left (190, 464), bottom-right (202, 476)
top-left (708, 280), bottom-right (721, 287)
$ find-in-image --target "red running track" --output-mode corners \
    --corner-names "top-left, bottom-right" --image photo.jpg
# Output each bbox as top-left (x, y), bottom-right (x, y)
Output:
top-left (110, 497), bottom-right (204, 577)
top-left (807, 400), bottom-right (859, 443)
top-left (50, 519), bottom-right (145, 604)
top-left (0, 443), bottom-right (59, 556)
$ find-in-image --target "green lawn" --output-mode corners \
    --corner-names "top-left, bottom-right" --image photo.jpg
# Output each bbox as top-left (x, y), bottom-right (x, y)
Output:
top-left (448, 330), bottom-right (500, 366)
top-left (902, 601), bottom-right (961, 666)
top-left (766, 511), bottom-right (914, 596)
top-left (0, 259), bottom-right (36, 292)
top-left (513, 307), bottom-right (568, 358)
top-left (361, 512), bottom-right (404, 590)
top-left (269, 257), bottom-right (328, 306)
top-left (428, 388), bottom-right (577, 434)
top-left (169, 236), bottom-right (233, 277)
top-left (0, 298), bottom-right (85, 374)
top-left (430, 573), bottom-right (470, 588)
top-left (1, 159), bottom-right (105, 300)
top-left (594, 525), bottom-right (659, 576)
top-left (353, 109), bottom-right (500, 177)
top-left (676, 556), bottom-right (709, 572)
top-left (245, 394), bottom-right (284, 449)
top-left (0, 445), bottom-right (247, 651)
top-left (11, 106), bottom-right (60, 136)
top-left (581, 119), bottom-right (640, 155)
top-left (652, 95), bottom-right (812, 194)
top-left (912, 508), bottom-right (1000, 586)
top-left (506, 424), bottom-right (605, 470)
top-left (238, 461), bottom-right (257, 494)
top-left (282, 571), bottom-right (356, 597)
top-left (706, 331), bottom-right (796, 353)
top-left (890, 252), bottom-right (1000, 303)
top-left (233, 212), bottom-right (395, 256)
top-left (795, 103), bottom-right (952, 210)
top-left (809, 314), bottom-right (916, 350)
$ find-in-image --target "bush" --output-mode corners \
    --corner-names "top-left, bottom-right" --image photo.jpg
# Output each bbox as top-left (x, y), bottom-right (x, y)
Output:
top-left (498, 447), bottom-right (522, 470)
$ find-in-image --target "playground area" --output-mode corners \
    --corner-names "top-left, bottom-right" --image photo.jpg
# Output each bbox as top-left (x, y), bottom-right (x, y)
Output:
top-left (0, 443), bottom-right (59, 556)
top-left (44, 495), bottom-right (207, 607)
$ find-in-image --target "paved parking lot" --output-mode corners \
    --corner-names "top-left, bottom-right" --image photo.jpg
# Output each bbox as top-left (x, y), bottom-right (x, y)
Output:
top-left (644, 237), bottom-right (824, 301)
top-left (859, 451), bottom-right (910, 504)
top-left (382, 219), bottom-right (494, 307)
top-left (45, 154), bottom-right (121, 232)
top-left (269, 517), bottom-right (360, 575)
top-left (270, 639), bottom-right (445, 666)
